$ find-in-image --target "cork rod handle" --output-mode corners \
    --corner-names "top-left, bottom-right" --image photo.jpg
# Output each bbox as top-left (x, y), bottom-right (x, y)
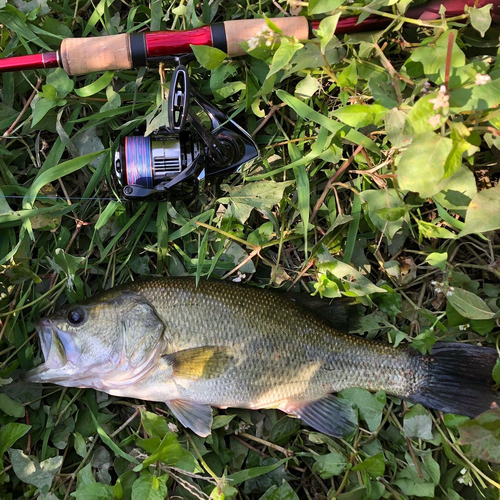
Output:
top-left (223, 17), bottom-right (309, 57)
top-left (60, 34), bottom-right (133, 76)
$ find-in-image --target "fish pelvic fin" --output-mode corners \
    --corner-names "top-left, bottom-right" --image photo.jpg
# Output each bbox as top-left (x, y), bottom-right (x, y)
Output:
top-left (408, 342), bottom-right (499, 418)
top-left (284, 394), bottom-right (357, 438)
top-left (167, 400), bottom-right (213, 437)
top-left (163, 346), bottom-right (235, 380)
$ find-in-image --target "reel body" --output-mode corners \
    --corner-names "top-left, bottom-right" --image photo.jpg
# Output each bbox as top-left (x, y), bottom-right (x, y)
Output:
top-left (114, 62), bottom-right (259, 201)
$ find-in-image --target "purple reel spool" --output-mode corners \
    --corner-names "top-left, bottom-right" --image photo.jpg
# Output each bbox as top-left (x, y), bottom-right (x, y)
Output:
top-left (125, 136), bottom-right (153, 189)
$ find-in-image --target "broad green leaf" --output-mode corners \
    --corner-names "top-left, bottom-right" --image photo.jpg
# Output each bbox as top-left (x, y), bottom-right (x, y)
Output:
top-left (316, 247), bottom-right (387, 297)
top-left (295, 74), bottom-right (321, 97)
top-left (314, 14), bottom-right (341, 54)
top-left (398, 132), bottom-right (453, 198)
top-left (308, 0), bottom-right (344, 14)
top-left (360, 189), bottom-right (405, 241)
top-left (191, 44), bottom-right (227, 70)
top-left (260, 480), bottom-right (299, 500)
top-left (404, 404), bottom-right (433, 440)
top-left (417, 220), bottom-right (457, 240)
top-left (446, 288), bottom-right (495, 320)
top-left (0, 393), bottom-right (25, 418)
top-left (212, 414), bottom-right (236, 430)
top-left (394, 450), bottom-right (440, 497)
top-left (352, 453), bottom-right (385, 479)
top-left (425, 251), bottom-right (448, 271)
top-left (46, 68), bottom-right (74, 97)
top-left (267, 39), bottom-right (303, 78)
top-left (432, 164), bottom-right (476, 216)
top-left (385, 108), bottom-right (412, 147)
top-left (409, 30), bottom-right (465, 81)
top-left (312, 451), bottom-right (347, 479)
top-left (47, 247), bottom-right (85, 290)
top-left (141, 432), bottom-right (184, 467)
top-left (219, 180), bottom-right (293, 224)
top-left (470, 4), bottom-right (492, 37)
top-left (9, 449), bottom-right (63, 496)
top-left (140, 409), bottom-right (171, 438)
top-left (131, 473), bottom-right (168, 500)
top-left (31, 94), bottom-right (59, 127)
top-left (449, 77), bottom-right (500, 112)
top-left (340, 388), bottom-right (386, 432)
top-left (460, 184), bottom-right (500, 236)
top-left (71, 482), bottom-right (115, 499)
top-left (332, 104), bottom-right (388, 129)
top-left (0, 423), bottom-right (31, 462)
top-left (73, 432), bottom-right (87, 458)
top-left (337, 60), bottom-right (358, 87)
top-left (459, 408), bottom-right (500, 464)
top-left (404, 94), bottom-right (443, 135)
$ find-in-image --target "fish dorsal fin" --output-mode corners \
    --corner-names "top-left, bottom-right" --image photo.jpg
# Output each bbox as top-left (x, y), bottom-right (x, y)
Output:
top-left (163, 346), bottom-right (235, 380)
top-left (167, 400), bottom-right (213, 437)
top-left (288, 394), bottom-right (357, 437)
top-left (287, 294), bottom-right (355, 333)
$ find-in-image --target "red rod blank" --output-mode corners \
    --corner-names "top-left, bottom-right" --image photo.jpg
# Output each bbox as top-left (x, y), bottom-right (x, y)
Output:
top-left (0, 51), bottom-right (59, 73)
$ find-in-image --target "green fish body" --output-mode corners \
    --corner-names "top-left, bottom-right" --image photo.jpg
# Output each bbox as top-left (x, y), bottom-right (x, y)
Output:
top-left (27, 278), bottom-right (498, 437)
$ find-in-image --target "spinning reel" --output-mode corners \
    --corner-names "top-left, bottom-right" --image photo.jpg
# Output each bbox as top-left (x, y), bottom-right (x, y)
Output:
top-left (114, 57), bottom-right (259, 200)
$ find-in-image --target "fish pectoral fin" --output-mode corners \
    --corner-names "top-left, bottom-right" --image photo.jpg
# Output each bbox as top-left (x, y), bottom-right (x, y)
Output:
top-left (167, 400), bottom-right (213, 437)
top-left (285, 395), bottom-right (357, 438)
top-left (163, 346), bottom-right (234, 380)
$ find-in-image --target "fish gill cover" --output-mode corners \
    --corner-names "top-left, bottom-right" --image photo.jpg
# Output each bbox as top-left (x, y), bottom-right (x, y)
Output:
top-left (1, 0), bottom-right (500, 499)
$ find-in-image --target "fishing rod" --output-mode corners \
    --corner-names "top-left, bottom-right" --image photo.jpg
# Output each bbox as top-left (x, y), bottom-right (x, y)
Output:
top-left (0, 0), bottom-right (498, 75)
top-left (1, 0), bottom-right (498, 202)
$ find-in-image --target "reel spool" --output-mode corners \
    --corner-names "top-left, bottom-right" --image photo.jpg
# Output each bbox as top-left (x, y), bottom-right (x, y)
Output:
top-left (114, 62), bottom-right (259, 201)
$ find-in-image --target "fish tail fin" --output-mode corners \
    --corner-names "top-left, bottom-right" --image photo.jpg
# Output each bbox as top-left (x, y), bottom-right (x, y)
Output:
top-left (408, 342), bottom-right (498, 418)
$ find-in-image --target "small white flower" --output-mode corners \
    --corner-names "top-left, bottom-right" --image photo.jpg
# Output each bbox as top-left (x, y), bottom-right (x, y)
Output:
top-left (435, 287), bottom-right (442, 294)
top-left (457, 477), bottom-right (465, 484)
top-left (247, 37), bottom-right (259, 51)
top-left (458, 324), bottom-right (470, 331)
top-left (168, 422), bottom-right (179, 433)
top-left (232, 272), bottom-right (246, 283)
top-left (431, 281), bottom-right (438, 285)
top-left (424, 81), bottom-right (431, 88)
top-left (449, 286), bottom-right (455, 291)
top-left (446, 290), bottom-right (453, 297)
top-left (475, 73), bottom-right (491, 86)
top-left (429, 87), bottom-right (450, 111)
top-left (428, 114), bottom-right (442, 128)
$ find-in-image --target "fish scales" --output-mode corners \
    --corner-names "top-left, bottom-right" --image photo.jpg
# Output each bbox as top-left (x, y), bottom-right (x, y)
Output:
top-left (26, 277), bottom-right (498, 437)
top-left (131, 278), bottom-right (421, 405)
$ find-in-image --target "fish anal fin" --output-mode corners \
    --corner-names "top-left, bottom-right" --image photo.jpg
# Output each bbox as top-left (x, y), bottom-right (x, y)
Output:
top-left (283, 394), bottom-right (357, 438)
top-left (167, 400), bottom-right (213, 437)
top-left (163, 346), bottom-right (234, 380)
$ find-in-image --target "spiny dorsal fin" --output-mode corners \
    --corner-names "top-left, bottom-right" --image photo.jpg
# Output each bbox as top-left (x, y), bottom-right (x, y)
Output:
top-left (287, 394), bottom-right (358, 437)
top-left (167, 400), bottom-right (213, 437)
top-left (163, 346), bottom-right (235, 380)
top-left (288, 294), bottom-right (357, 333)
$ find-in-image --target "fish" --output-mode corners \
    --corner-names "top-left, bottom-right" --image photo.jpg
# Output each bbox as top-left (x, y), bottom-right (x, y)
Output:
top-left (26, 277), bottom-right (499, 437)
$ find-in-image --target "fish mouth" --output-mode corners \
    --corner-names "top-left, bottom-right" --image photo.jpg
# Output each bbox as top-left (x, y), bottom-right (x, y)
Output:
top-left (25, 319), bottom-right (78, 383)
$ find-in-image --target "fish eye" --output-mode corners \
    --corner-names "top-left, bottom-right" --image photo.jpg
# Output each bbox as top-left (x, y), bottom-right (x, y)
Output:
top-left (67, 307), bottom-right (87, 326)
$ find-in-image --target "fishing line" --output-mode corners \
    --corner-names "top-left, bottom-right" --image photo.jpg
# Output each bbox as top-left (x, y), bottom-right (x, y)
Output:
top-left (0, 195), bottom-right (120, 202)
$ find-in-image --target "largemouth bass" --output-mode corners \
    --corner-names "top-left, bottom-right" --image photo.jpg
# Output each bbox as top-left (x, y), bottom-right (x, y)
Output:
top-left (26, 277), bottom-right (498, 437)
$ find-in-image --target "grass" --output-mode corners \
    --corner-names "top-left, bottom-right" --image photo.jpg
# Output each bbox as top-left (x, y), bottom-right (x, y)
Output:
top-left (1, 0), bottom-right (500, 499)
